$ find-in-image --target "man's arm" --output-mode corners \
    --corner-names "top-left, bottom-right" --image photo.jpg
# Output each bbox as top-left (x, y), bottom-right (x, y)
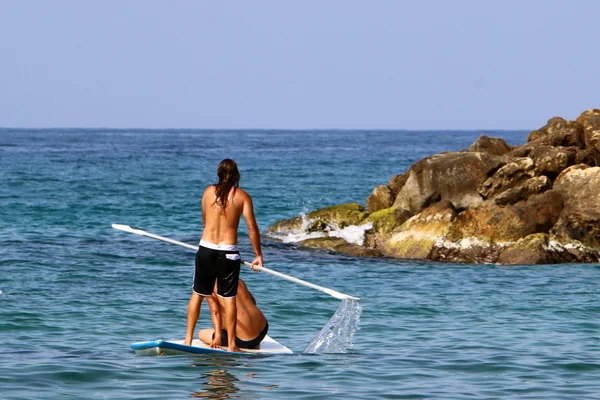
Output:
top-left (242, 193), bottom-right (263, 270)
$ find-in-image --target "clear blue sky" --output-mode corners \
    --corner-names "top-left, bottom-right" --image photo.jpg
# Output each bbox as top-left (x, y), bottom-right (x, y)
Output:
top-left (1, 1), bottom-right (598, 129)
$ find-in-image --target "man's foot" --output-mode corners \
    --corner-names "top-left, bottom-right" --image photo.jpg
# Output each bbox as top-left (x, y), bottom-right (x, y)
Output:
top-left (183, 338), bottom-right (192, 346)
top-left (228, 344), bottom-right (242, 353)
top-left (210, 336), bottom-right (222, 349)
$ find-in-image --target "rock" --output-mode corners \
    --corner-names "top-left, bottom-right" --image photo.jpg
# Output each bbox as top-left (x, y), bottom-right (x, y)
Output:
top-left (526, 117), bottom-right (585, 148)
top-left (393, 152), bottom-right (505, 213)
top-left (430, 240), bottom-right (503, 264)
top-left (506, 142), bottom-right (537, 158)
top-left (335, 243), bottom-right (384, 257)
top-left (528, 145), bottom-right (577, 179)
top-left (364, 207), bottom-right (413, 251)
top-left (307, 219), bottom-right (327, 232)
top-left (267, 203), bottom-right (369, 234)
top-left (573, 148), bottom-right (598, 166)
top-left (545, 236), bottom-right (600, 263)
top-left (525, 190), bottom-right (564, 233)
top-left (306, 203), bottom-right (368, 228)
top-left (577, 109), bottom-right (600, 165)
top-left (366, 185), bottom-right (394, 212)
top-left (555, 163), bottom-right (589, 181)
top-left (388, 173), bottom-right (409, 197)
top-left (492, 175), bottom-right (551, 206)
top-left (435, 189), bottom-right (567, 263)
top-left (298, 236), bottom-right (383, 257)
top-left (576, 108), bottom-right (600, 130)
top-left (445, 201), bottom-right (537, 245)
top-left (384, 201), bottom-right (457, 259)
top-left (299, 236), bottom-right (348, 250)
top-left (468, 135), bottom-right (512, 156)
top-left (497, 233), bottom-right (552, 264)
top-left (506, 140), bottom-right (594, 167)
top-left (586, 130), bottom-right (600, 161)
top-left (440, 190), bottom-right (561, 258)
top-left (366, 207), bottom-right (412, 236)
top-left (551, 166), bottom-right (600, 247)
top-left (268, 215), bottom-right (303, 233)
top-left (478, 157), bottom-right (535, 200)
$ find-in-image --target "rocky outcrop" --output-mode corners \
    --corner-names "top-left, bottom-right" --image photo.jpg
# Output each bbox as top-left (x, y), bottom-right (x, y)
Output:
top-left (366, 185), bottom-right (394, 212)
top-left (551, 165), bottom-right (600, 248)
top-left (392, 152), bottom-right (505, 213)
top-left (299, 237), bottom-right (383, 257)
top-left (577, 109), bottom-right (600, 165)
top-left (496, 233), bottom-right (553, 265)
top-left (385, 200), bottom-right (457, 259)
top-left (467, 135), bottom-right (512, 156)
top-left (268, 203), bottom-right (368, 233)
top-left (526, 117), bottom-right (585, 148)
top-left (478, 157), bottom-right (536, 202)
top-left (268, 109), bottom-right (600, 264)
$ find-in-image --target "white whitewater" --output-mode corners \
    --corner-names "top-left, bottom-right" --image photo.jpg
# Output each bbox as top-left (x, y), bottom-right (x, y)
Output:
top-left (304, 298), bottom-right (362, 354)
top-left (269, 211), bottom-right (373, 246)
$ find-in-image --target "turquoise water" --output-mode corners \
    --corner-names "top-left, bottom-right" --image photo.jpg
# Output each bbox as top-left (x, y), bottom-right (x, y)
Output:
top-left (1, 129), bottom-right (599, 399)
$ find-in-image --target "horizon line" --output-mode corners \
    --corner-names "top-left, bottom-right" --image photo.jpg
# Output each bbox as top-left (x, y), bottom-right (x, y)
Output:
top-left (0, 126), bottom-right (532, 132)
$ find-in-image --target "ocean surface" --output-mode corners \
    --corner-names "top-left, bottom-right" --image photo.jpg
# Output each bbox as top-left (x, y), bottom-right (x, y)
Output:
top-left (1, 129), bottom-right (599, 399)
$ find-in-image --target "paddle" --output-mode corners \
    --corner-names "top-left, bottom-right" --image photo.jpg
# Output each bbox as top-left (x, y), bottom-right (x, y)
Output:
top-left (112, 224), bottom-right (360, 301)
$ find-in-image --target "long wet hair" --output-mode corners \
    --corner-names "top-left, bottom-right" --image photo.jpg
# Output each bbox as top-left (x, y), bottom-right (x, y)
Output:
top-left (213, 159), bottom-right (240, 210)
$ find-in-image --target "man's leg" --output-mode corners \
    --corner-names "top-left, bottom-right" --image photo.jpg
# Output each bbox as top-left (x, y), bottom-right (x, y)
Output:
top-left (205, 294), bottom-right (223, 348)
top-left (198, 328), bottom-right (215, 346)
top-left (184, 292), bottom-right (203, 346)
top-left (222, 297), bottom-right (241, 352)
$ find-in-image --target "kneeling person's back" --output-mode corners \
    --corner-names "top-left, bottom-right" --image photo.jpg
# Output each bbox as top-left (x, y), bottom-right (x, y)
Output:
top-left (199, 279), bottom-right (269, 349)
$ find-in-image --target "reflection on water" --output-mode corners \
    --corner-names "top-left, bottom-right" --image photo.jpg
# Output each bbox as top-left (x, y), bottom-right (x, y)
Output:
top-left (189, 354), bottom-right (241, 369)
top-left (189, 355), bottom-right (241, 399)
top-left (190, 368), bottom-right (240, 399)
top-left (187, 355), bottom-right (281, 399)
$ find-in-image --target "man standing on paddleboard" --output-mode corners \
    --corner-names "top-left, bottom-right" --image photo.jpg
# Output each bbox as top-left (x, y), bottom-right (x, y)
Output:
top-left (184, 159), bottom-right (263, 352)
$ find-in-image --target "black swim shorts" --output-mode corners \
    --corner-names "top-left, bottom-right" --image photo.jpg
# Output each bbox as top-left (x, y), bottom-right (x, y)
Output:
top-left (193, 241), bottom-right (241, 298)
top-left (213, 322), bottom-right (269, 349)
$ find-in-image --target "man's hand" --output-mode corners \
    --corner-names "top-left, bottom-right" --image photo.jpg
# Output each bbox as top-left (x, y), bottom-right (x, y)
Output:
top-left (250, 255), bottom-right (263, 271)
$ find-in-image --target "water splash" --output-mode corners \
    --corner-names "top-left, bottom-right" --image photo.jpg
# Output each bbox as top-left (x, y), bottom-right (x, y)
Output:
top-left (327, 222), bottom-right (372, 246)
top-left (268, 211), bottom-right (373, 246)
top-left (303, 298), bottom-right (362, 354)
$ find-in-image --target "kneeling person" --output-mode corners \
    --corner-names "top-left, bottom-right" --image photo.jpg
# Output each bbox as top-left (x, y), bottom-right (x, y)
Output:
top-left (199, 279), bottom-right (268, 349)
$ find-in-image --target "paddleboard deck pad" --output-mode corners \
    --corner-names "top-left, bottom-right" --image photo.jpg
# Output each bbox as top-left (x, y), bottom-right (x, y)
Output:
top-left (131, 335), bottom-right (292, 356)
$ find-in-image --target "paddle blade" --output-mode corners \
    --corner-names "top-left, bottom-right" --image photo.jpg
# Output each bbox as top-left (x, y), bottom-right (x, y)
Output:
top-left (112, 224), bottom-right (144, 235)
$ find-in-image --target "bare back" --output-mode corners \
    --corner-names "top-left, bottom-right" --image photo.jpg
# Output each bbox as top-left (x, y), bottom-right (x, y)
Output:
top-left (201, 185), bottom-right (257, 246)
top-left (216, 280), bottom-right (267, 340)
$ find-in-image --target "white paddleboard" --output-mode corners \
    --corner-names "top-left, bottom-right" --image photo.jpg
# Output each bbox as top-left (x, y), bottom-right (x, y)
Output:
top-left (131, 334), bottom-right (293, 356)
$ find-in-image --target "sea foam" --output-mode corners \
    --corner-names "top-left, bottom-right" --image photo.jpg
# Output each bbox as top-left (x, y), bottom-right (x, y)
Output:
top-left (268, 212), bottom-right (372, 246)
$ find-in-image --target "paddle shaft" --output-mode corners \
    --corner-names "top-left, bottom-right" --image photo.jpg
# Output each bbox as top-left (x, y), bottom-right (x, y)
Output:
top-left (112, 224), bottom-right (359, 301)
